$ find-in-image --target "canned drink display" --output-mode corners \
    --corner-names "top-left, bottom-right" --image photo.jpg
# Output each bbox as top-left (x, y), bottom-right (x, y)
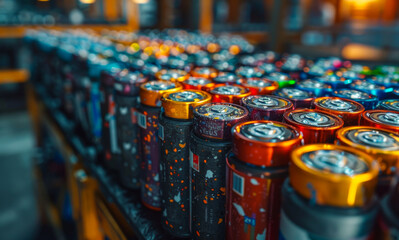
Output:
top-left (377, 99), bottom-right (399, 112)
top-left (360, 110), bottom-right (399, 134)
top-left (317, 75), bottom-right (352, 89)
top-left (332, 88), bottom-right (379, 110)
top-left (210, 84), bottom-right (251, 104)
top-left (336, 126), bottom-right (399, 195)
top-left (100, 64), bottom-right (123, 170)
top-left (296, 79), bottom-right (332, 97)
top-left (190, 103), bottom-right (249, 240)
top-left (191, 67), bottom-right (218, 79)
top-left (226, 121), bottom-right (302, 240)
top-left (313, 97), bottom-right (365, 126)
top-left (283, 109), bottom-right (344, 144)
top-left (159, 90), bottom-right (211, 237)
top-left (212, 72), bottom-right (240, 85)
top-left (181, 77), bottom-right (214, 91)
top-left (274, 88), bottom-right (315, 109)
top-left (241, 95), bottom-right (293, 121)
top-left (240, 78), bottom-right (279, 95)
top-left (351, 80), bottom-right (392, 100)
top-left (114, 71), bottom-right (147, 189)
top-left (280, 144), bottom-right (379, 240)
top-left (235, 66), bottom-right (265, 79)
top-left (155, 69), bottom-right (190, 83)
top-left (138, 81), bottom-right (183, 210)
top-left (266, 72), bottom-right (296, 88)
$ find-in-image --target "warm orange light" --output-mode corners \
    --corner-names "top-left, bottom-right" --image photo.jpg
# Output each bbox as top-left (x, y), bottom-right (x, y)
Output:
top-left (80, 0), bottom-right (96, 3)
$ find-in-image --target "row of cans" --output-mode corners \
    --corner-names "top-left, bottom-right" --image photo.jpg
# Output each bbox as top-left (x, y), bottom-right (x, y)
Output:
top-left (26, 29), bottom-right (399, 240)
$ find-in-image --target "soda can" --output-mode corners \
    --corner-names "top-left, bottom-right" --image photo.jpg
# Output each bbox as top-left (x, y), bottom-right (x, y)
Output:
top-left (212, 72), bottom-right (240, 85)
top-left (351, 80), bottom-right (392, 99)
top-left (181, 77), bottom-right (215, 91)
top-left (114, 71), bottom-right (147, 189)
top-left (241, 95), bottom-right (293, 121)
top-left (266, 72), bottom-right (296, 88)
top-left (317, 75), bottom-right (352, 89)
top-left (191, 67), bottom-right (218, 79)
top-left (377, 99), bottom-right (399, 112)
top-left (226, 121), bottom-right (302, 240)
top-left (100, 64), bottom-right (124, 170)
top-left (296, 79), bottom-right (332, 97)
top-left (214, 61), bottom-right (235, 72)
top-left (283, 109), bottom-right (343, 144)
top-left (190, 103), bottom-right (249, 239)
top-left (313, 97), bottom-right (365, 126)
top-left (235, 66), bottom-right (265, 79)
top-left (239, 78), bottom-right (279, 95)
top-left (210, 84), bottom-right (251, 104)
top-left (360, 110), bottom-right (399, 134)
top-left (159, 90), bottom-right (212, 237)
top-left (155, 69), bottom-right (190, 83)
top-left (280, 145), bottom-right (379, 240)
top-left (141, 63), bottom-right (161, 79)
top-left (336, 126), bottom-right (399, 195)
top-left (368, 75), bottom-right (399, 89)
top-left (138, 81), bottom-right (183, 210)
top-left (332, 88), bottom-right (379, 110)
top-left (274, 88), bottom-right (314, 109)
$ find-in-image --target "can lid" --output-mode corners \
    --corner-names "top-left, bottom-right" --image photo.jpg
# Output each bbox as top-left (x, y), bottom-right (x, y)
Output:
top-left (275, 88), bottom-right (314, 100)
top-left (378, 99), bottom-right (399, 112)
top-left (336, 126), bottom-right (399, 175)
top-left (210, 84), bottom-right (251, 104)
top-left (297, 79), bottom-right (331, 89)
top-left (241, 95), bottom-right (293, 111)
top-left (161, 90), bottom-right (211, 119)
top-left (191, 67), bottom-right (218, 79)
top-left (333, 89), bottom-right (377, 101)
top-left (290, 144), bottom-right (379, 207)
top-left (155, 69), bottom-right (189, 82)
top-left (182, 77), bottom-right (214, 89)
top-left (235, 66), bottom-right (265, 78)
top-left (193, 103), bottom-right (249, 140)
top-left (363, 110), bottom-right (399, 127)
top-left (212, 72), bottom-right (239, 84)
top-left (240, 78), bottom-right (279, 95)
top-left (351, 80), bottom-right (386, 91)
top-left (232, 121), bottom-right (302, 167)
top-left (284, 109), bottom-right (344, 130)
top-left (139, 81), bottom-right (183, 107)
top-left (114, 70), bottom-right (147, 95)
top-left (314, 97), bottom-right (365, 113)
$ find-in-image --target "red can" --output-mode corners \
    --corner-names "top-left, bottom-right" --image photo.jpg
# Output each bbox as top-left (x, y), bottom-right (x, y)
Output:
top-left (181, 77), bottom-right (215, 91)
top-left (191, 67), bottom-right (218, 79)
top-left (226, 121), bottom-right (302, 240)
top-left (313, 97), bottom-right (365, 126)
top-left (283, 109), bottom-right (344, 144)
top-left (210, 84), bottom-right (251, 104)
top-left (360, 110), bottom-right (399, 134)
top-left (241, 95), bottom-right (293, 121)
top-left (240, 78), bottom-right (279, 95)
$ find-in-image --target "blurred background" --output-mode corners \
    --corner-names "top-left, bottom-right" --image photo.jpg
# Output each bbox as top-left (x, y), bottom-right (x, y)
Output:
top-left (0, 0), bottom-right (398, 240)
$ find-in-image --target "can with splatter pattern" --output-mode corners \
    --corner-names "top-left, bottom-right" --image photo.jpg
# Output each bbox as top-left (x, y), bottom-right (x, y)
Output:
top-left (226, 121), bottom-right (302, 240)
top-left (159, 90), bottom-right (211, 237)
top-left (283, 109), bottom-right (343, 144)
top-left (190, 103), bottom-right (249, 240)
top-left (114, 71), bottom-right (147, 189)
top-left (313, 97), bottom-right (365, 126)
top-left (241, 95), bottom-right (293, 121)
top-left (360, 110), bottom-right (399, 134)
top-left (138, 81), bottom-right (183, 210)
top-left (280, 144), bottom-right (379, 240)
top-left (210, 84), bottom-right (251, 104)
top-left (336, 126), bottom-right (399, 196)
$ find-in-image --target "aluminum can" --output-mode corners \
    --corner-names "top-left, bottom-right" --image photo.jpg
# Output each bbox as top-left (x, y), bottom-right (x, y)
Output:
top-left (296, 79), bottom-right (332, 97)
top-left (155, 69), bottom-right (190, 83)
top-left (378, 99), bottom-right (399, 112)
top-left (181, 77), bottom-right (214, 91)
top-left (332, 89), bottom-right (379, 110)
top-left (241, 95), bottom-right (293, 121)
top-left (360, 110), bottom-right (399, 134)
top-left (191, 67), bottom-right (218, 79)
top-left (274, 88), bottom-right (314, 109)
top-left (210, 84), bottom-right (251, 104)
top-left (351, 80), bottom-right (392, 100)
top-left (240, 78), bottom-right (279, 95)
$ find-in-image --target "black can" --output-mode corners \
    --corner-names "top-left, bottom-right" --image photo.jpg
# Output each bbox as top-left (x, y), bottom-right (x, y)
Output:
top-left (114, 71), bottom-right (147, 189)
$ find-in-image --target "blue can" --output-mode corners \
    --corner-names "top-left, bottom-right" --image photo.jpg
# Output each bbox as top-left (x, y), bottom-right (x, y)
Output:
top-left (317, 75), bottom-right (352, 90)
top-left (332, 89), bottom-right (378, 110)
top-left (377, 99), bottom-right (399, 112)
top-left (350, 80), bottom-right (392, 100)
top-left (296, 79), bottom-right (332, 97)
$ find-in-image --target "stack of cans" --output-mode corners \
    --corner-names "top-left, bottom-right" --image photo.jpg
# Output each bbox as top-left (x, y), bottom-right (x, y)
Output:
top-left (27, 28), bottom-right (399, 240)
